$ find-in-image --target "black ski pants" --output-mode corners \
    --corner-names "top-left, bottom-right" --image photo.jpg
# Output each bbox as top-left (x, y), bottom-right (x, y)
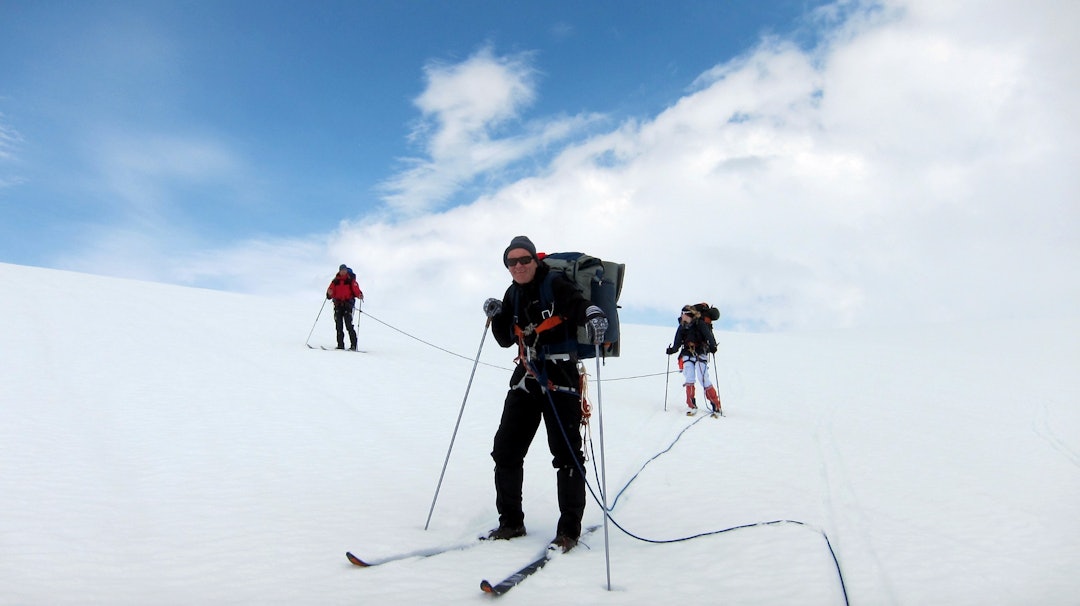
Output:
top-left (491, 380), bottom-right (586, 539)
top-left (333, 303), bottom-right (357, 348)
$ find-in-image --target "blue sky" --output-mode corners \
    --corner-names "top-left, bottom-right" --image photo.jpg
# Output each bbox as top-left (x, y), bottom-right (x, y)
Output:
top-left (1, 0), bottom-right (1077, 330)
top-left (0, 1), bottom-right (821, 247)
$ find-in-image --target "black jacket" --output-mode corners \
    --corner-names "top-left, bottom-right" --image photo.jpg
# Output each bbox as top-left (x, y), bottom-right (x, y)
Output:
top-left (669, 318), bottom-right (717, 357)
top-left (491, 263), bottom-right (593, 388)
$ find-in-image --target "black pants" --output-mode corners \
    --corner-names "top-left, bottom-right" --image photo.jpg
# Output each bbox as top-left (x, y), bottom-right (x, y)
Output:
top-left (491, 380), bottom-right (586, 539)
top-left (333, 304), bottom-right (357, 348)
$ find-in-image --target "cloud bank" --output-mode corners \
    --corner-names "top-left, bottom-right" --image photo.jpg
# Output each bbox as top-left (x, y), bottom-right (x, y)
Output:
top-left (91, 0), bottom-right (1080, 330)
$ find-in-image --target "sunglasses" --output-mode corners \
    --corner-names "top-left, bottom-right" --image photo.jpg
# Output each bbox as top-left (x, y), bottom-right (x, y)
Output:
top-left (505, 255), bottom-right (534, 267)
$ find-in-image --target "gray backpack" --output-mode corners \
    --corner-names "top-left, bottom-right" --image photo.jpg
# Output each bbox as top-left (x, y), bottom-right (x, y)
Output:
top-left (539, 252), bottom-right (625, 358)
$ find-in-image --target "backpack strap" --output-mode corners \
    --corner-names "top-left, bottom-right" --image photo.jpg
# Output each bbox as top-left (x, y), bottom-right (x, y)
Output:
top-left (517, 271), bottom-right (580, 359)
top-left (509, 271), bottom-right (583, 391)
top-left (510, 271), bottom-right (562, 338)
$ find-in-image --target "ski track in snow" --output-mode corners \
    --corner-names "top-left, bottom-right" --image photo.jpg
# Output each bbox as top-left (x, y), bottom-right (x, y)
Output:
top-left (814, 410), bottom-right (899, 606)
top-left (1033, 399), bottom-right (1080, 469)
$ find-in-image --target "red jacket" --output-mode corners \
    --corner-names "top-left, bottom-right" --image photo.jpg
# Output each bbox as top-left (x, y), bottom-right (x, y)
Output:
top-left (327, 274), bottom-right (363, 303)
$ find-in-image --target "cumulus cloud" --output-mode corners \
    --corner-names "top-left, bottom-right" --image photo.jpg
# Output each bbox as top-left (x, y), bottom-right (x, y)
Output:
top-left (181, 0), bottom-right (1080, 331)
top-left (379, 47), bottom-right (602, 214)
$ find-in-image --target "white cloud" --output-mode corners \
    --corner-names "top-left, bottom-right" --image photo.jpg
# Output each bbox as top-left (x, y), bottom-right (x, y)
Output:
top-left (177, 0), bottom-right (1080, 331)
top-left (94, 133), bottom-right (245, 216)
top-left (0, 113), bottom-right (21, 161)
top-left (54, 132), bottom-right (254, 279)
top-left (0, 113), bottom-right (23, 189)
top-left (379, 47), bottom-right (602, 214)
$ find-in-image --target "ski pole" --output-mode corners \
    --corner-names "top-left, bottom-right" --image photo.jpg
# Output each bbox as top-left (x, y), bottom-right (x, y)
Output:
top-left (710, 352), bottom-right (724, 416)
top-left (305, 298), bottom-right (328, 347)
top-left (594, 343), bottom-right (613, 591)
top-left (663, 353), bottom-right (671, 412)
top-left (424, 317), bottom-right (491, 530)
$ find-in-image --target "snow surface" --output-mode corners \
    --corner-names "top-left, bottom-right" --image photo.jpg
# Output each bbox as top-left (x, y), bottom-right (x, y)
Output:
top-left (1, 261), bottom-right (1078, 605)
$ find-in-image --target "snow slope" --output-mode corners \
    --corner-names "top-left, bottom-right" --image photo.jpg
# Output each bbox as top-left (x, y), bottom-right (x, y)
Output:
top-left (1, 262), bottom-right (1078, 605)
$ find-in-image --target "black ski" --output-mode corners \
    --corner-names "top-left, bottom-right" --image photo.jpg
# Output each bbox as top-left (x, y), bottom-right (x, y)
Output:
top-left (308, 344), bottom-right (368, 353)
top-left (480, 525), bottom-right (600, 596)
top-left (480, 554), bottom-right (548, 595)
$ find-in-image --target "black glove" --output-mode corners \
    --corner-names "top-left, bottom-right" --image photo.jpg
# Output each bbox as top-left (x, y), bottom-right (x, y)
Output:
top-left (483, 298), bottom-right (502, 318)
top-left (585, 305), bottom-right (607, 344)
top-left (666, 346), bottom-right (678, 355)
top-left (708, 345), bottom-right (717, 354)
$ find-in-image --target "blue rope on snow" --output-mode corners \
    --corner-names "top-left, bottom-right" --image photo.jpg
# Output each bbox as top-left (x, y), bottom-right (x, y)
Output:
top-left (370, 310), bottom-right (851, 604)
top-left (573, 399), bottom-right (851, 605)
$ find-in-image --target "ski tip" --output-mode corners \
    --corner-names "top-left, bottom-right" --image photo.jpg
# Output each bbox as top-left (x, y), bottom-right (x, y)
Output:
top-left (480, 580), bottom-right (496, 594)
top-left (346, 552), bottom-right (371, 567)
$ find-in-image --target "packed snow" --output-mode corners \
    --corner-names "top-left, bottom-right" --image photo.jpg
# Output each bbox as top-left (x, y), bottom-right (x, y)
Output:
top-left (1, 262), bottom-right (1077, 605)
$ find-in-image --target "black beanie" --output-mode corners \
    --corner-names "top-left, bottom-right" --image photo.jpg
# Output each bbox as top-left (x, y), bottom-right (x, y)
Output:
top-left (503, 235), bottom-right (537, 266)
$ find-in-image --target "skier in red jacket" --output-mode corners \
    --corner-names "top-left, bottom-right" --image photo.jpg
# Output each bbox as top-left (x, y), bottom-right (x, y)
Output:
top-left (326, 264), bottom-right (364, 350)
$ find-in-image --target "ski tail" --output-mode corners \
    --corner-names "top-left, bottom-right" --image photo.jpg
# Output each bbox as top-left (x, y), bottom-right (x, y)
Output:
top-left (345, 552), bottom-right (371, 567)
top-left (345, 535), bottom-right (484, 568)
